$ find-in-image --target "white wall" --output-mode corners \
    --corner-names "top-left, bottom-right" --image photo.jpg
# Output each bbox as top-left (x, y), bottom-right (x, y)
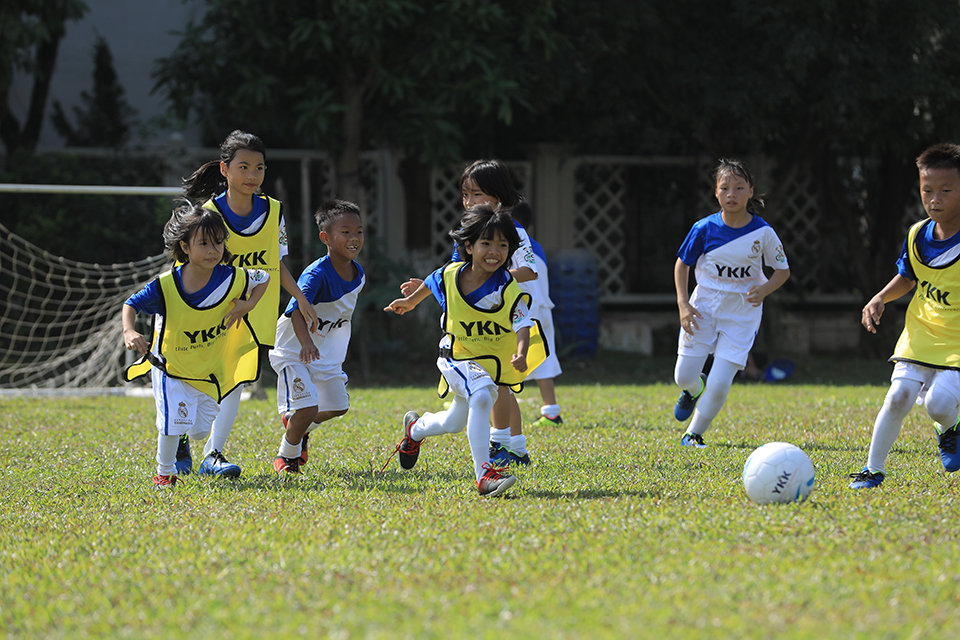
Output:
top-left (9, 0), bottom-right (204, 149)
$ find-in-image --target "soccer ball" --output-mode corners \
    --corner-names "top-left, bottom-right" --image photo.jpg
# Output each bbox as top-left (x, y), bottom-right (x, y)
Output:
top-left (742, 442), bottom-right (815, 505)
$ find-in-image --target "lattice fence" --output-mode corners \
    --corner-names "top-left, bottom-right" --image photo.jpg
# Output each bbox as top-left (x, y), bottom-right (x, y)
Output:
top-left (572, 163), bottom-right (627, 296)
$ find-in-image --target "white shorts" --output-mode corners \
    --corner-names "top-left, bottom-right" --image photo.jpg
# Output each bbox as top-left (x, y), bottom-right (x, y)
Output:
top-left (891, 361), bottom-right (960, 407)
top-left (151, 368), bottom-right (219, 437)
top-left (438, 357), bottom-right (499, 399)
top-left (528, 310), bottom-right (562, 380)
top-left (276, 364), bottom-right (350, 414)
top-left (677, 287), bottom-right (761, 368)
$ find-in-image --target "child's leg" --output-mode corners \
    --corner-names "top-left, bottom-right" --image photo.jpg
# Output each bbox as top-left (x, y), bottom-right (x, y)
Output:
top-left (278, 406), bottom-right (315, 460)
top-left (157, 433), bottom-right (179, 477)
top-left (411, 395), bottom-right (470, 439)
top-left (203, 384), bottom-right (243, 457)
top-left (675, 354), bottom-right (710, 392)
top-left (921, 371), bottom-right (960, 428)
top-left (490, 386), bottom-right (512, 447)
top-left (866, 378), bottom-right (923, 473)
top-left (465, 388), bottom-right (497, 480)
top-left (686, 357), bottom-right (740, 436)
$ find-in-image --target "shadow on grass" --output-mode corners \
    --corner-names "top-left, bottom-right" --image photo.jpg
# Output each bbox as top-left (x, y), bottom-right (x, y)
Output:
top-left (523, 488), bottom-right (662, 500)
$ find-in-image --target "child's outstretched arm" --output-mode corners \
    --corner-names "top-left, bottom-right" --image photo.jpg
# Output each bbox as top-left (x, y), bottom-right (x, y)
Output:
top-left (746, 268), bottom-right (791, 306)
top-left (675, 258), bottom-right (702, 334)
top-left (400, 278), bottom-right (424, 297)
top-left (863, 274), bottom-right (915, 334)
top-left (384, 283), bottom-right (431, 316)
top-left (291, 310), bottom-right (320, 364)
top-left (511, 326), bottom-right (530, 372)
top-left (280, 259), bottom-right (318, 333)
top-left (225, 279), bottom-right (269, 329)
top-left (510, 266), bottom-right (537, 283)
top-left (121, 304), bottom-right (149, 356)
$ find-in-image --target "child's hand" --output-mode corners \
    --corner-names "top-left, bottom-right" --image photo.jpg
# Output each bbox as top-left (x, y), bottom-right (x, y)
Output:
top-left (123, 328), bottom-right (148, 356)
top-left (225, 298), bottom-right (255, 328)
top-left (745, 285), bottom-right (769, 307)
top-left (511, 352), bottom-right (527, 372)
top-left (384, 298), bottom-right (414, 315)
top-left (862, 296), bottom-right (885, 334)
top-left (299, 304), bottom-right (319, 334)
top-left (678, 302), bottom-right (702, 335)
top-left (400, 278), bottom-right (423, 297)
top-left (300, 343), bottom-right (320, 364)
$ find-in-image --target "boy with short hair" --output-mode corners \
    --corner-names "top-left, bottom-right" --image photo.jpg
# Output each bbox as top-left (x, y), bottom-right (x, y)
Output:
top-left (850, 142), bottom-right (960, 488)
top-left (269, 200), bottom-right (365, 477)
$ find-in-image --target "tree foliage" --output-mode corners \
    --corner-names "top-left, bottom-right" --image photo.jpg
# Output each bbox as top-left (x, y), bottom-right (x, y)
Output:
top-left (152, 0), bottom-right (568, 199)
top-left (0, 0), bottom-right (88, 154)
top-left (50, 36), bottom-right (137, 147)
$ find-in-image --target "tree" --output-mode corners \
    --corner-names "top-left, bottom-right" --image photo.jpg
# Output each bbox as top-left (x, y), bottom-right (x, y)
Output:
top-left (152, 0), bottom-right (568, 201)
top-left (50, 35), bottom-right (137, 147)
top-left (0, 0), bottom-right (88, 154)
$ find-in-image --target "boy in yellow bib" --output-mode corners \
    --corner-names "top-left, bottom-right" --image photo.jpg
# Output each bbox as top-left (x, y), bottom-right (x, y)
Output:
top-left (850, 143), bottom-right (960, 489)
top-left (384, 204), bottom-right (546, 497)
top-left (123, 203), bottom-right (269, 488)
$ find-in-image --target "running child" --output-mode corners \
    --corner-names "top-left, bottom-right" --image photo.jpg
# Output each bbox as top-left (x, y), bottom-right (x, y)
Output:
top-left (849, 143), bottom-right (960, 489)
top-left (269, 200), bottom-right (365, 478)
top-left (122, 202), bottom-right (269, 488)
top-left (180, 129), bottom-right (317, 477)
top-left (672, 158), bottom-right (790, 447)
top-left (511, 201), bottom-right (565, 428)
top-left (384, 204), bottom-right (546, 497)
top-left (400, 159), bottom-right (539, 465)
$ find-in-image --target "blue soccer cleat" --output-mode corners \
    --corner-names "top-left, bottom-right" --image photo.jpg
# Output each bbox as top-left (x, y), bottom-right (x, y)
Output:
top-left (508, 451), bottom-right (531, 466)
top-left (848, 466), bottom-right (885, 489)
top-left (197, 450), bottom-right (241, 478)
top-left (680, 432), bottom-right (707, 448)
top-left (674, 373), bottom-right (707, 421)
top-left (938, 421), bottom-right (960, 472)
top-left (174, 434), bottom-right (192, 475)
top-left (489, 442), bottom-right (512, 465)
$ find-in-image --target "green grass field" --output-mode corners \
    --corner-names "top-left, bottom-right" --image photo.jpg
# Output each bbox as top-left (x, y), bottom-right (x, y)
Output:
top-left (2, 354), bottom-right (959, 639)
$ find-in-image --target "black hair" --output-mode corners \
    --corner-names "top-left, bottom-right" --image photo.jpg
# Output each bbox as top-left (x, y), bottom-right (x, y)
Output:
top-left (163, 200), bottom-right (233, 265)
top-left (459, 159), bottom-right (523, 208)
top-left (314, 199), bottom-right (361, 233)
top-left (917, 143), bottom-right (960, 173)
top-left (713, 158), bottom-right (765, 212)
top-left (182, 130), bottom-right (267, 201)
top-left (449, 204), bottom-right (520, 266)
top-left (510, 200), bottom-right (534, 229)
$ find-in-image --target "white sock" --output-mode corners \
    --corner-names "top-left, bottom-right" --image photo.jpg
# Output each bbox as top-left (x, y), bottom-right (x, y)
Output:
top-left (204, 385), bottom-right (242, 457)
top-left (866, 378), bottom-right (922, 474)
top-left (541, 404), bottom-right (561, 418)
top-left (277, 435), bottom-right (302, 459)
top-left (510, 434), bottom-right (528, 455)
top-left (156, 433), bottom-right (179, 477)
top-left (490, 427), bottom-right (511, 445)
top-left (468, 390), bottom-right (496, 480)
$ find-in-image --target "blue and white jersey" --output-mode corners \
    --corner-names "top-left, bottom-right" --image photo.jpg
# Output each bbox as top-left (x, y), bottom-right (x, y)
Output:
top-left (125, 264), bottom-right (269, 359)
top-left (519, 235), bottom-right (553, 312)
top-left (213, 192), bottom-right (289, 260)
top-left (269, 256), bottom-right (365, 374)
top-left (424, 263), bottom-right (533, 349)
top-left (677, 212), bottom-right (788, 295)
top-left (897, 219), bottom-right (960, 280)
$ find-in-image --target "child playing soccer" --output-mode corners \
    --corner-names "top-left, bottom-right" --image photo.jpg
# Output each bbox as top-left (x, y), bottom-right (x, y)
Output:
top-left (672, 158), bottom-right (790, 447)
top-left (122, 202), bottom-right (269, 488)
top-left (511, 201), bottom-right (565, 428)
top-left (401, 160), bottom-right (540, 465)
top-left (384, 204), bottom-right (546, 497)
top-left (849, 143), bottom-right (960, 489)
top-left (269, 200), bottom-right (365, 478)
top-left (180, 130), bottom-right (317, 478)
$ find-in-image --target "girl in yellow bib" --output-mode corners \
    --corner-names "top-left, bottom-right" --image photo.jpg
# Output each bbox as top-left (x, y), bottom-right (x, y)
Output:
top-left (181, 130), bottom-right (317, 477)
top-left (123, 203), bottom-right (269, 488)
top-left (384, 204), bottom-right (546, 497)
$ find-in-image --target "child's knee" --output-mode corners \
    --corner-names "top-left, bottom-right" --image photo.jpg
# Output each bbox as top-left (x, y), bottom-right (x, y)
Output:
top-left (469, 387), bottom-right (496, 413)
top-left (924, 390), bottom-right (959, 425)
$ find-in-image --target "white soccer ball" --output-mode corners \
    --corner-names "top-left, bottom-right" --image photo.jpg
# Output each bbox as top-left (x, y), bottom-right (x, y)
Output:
top-left (742, 442), bottom-right (815, 505)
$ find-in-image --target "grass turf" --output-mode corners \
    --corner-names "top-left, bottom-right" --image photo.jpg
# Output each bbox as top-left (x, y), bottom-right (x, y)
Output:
top-left (2, 354), bottom-right (959, 639)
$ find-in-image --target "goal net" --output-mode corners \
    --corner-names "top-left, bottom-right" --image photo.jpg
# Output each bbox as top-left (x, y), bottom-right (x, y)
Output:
top-left (0, 220), bottom-right (168, 392)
